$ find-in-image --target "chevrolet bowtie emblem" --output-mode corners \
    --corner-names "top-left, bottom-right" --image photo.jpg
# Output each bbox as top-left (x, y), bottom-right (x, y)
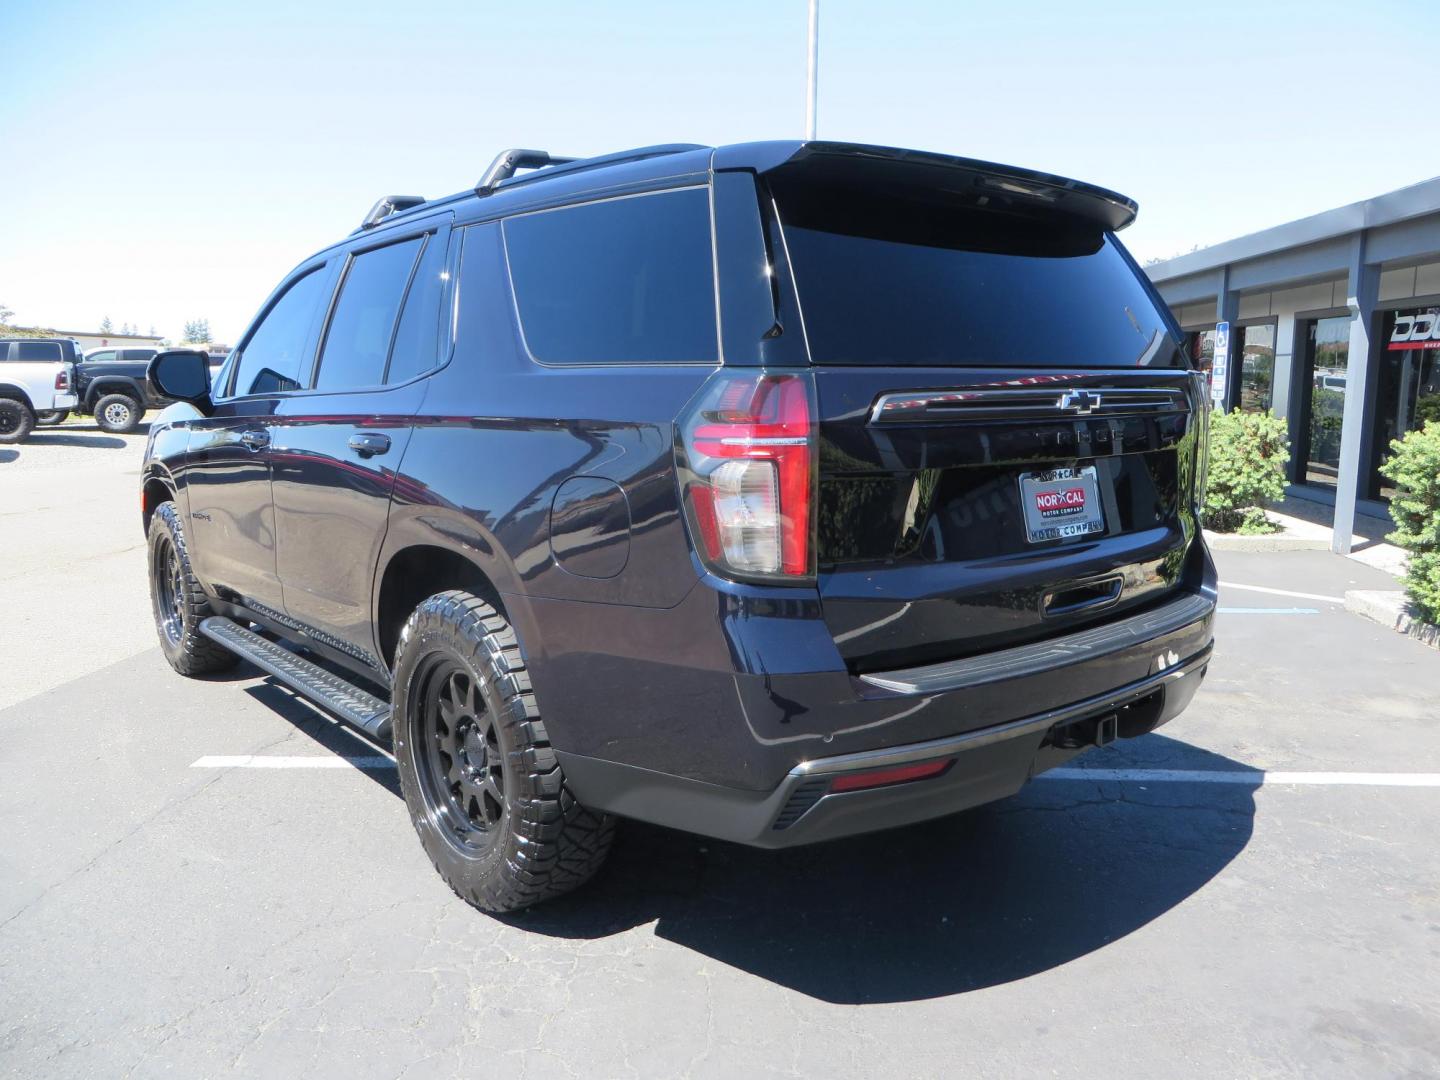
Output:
top-left (1058, 390), bottom-right (1102, 414)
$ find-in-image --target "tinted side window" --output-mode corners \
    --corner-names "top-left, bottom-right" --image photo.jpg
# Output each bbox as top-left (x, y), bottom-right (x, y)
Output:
top-left (15, 342), bottom-right (62, 362)
top-left (315, 237), bottom-right (423, 392)
top-left (232, 267), bottom-right (329, 396)
top-left (0, 344), bottom-right (9, 361)
top-left (503, 188), bottom-right (717, 364)
top-left (88, 350), bottom-right (118, 362)
top-left (386, 234), bottom-right (448, 384)
top-left (120, 348), bottom-right (156, 362)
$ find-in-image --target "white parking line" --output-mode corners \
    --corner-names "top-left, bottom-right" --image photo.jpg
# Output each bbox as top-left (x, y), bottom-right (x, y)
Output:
top-left (1041, 769), bottom-right (1440, 787)
top-left (1217, 606), bottom-right (1319, 615)
top-left (1220, 582), bottom-right (1345, 604)
top-left (191, 754), bottom-right (394, 770)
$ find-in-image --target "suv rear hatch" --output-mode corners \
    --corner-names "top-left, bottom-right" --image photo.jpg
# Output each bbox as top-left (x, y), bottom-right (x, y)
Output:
top-left (763, 147), bottom-right (1206, 673)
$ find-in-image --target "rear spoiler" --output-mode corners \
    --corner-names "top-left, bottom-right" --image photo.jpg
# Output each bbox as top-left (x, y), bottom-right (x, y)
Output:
top-left (714, 140), bottom-right (1138, 232)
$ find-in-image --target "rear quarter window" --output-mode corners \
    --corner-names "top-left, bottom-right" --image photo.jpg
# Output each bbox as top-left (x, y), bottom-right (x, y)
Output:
top-left (13, 342), bottom-right (63, 362)
top-left (503, 187), bottom-right (718, 364)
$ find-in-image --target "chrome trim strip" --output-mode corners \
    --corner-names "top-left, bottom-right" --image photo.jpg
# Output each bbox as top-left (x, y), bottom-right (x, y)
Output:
top-left (869, 386), bottom-right (1189, 425)
top-left (858, 591), bottom-right (1214, 696)
top-left (792, 642), bottom-right (1212, 780)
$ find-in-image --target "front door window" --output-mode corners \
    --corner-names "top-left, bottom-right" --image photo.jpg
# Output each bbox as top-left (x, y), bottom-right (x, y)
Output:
top-left (1299, 316), bottom-right (1351, 490)
top-left (1237, 324), bottom-right (1276, 412)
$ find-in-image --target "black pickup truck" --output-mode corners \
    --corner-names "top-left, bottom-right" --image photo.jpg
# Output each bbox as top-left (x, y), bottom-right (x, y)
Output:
top-left (74, 348), bottom-right (224, 432)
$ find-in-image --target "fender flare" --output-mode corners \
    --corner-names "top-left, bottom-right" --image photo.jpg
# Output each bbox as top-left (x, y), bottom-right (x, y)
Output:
top-left (0, 384), bottom-right (36, 412)
top-left (85, 377), bottom-right (145, 409)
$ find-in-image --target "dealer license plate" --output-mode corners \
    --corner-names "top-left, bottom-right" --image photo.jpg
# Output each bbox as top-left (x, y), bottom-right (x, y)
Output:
top-left (1019, 466), bottom-right (1105, 543)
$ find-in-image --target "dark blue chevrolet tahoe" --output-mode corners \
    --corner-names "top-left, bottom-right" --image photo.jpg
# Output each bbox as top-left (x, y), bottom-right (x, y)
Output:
top-left (141, 141), bottom-right (1217, 912)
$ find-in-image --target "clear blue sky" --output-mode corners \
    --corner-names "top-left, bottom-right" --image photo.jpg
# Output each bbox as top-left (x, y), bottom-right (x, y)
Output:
top-left (4, 0), bottom-right (1435, 343)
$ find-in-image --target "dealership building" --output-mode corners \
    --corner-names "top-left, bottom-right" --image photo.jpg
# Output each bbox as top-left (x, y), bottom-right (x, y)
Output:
top-left (1145, 178), bottom-right (1440, 553)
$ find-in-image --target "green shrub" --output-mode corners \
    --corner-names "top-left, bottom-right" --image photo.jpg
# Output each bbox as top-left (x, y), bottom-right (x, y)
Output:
top-left (1203, 408), bottom-right (1290, 534)
top-left (1378, 421), bottom-right (1440, 625)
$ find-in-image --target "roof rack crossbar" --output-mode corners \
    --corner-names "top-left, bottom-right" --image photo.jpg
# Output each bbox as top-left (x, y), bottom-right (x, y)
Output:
top-left (358, 195), bottom-right (428, 232)
top-left (474, 144), bottom-right (708, 198)
top-left (475, 150), bottom-right (578, 197)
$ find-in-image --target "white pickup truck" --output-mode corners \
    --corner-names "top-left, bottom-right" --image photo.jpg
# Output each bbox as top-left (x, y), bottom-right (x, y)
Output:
top-left (0, 338), bottom-right (82, 444)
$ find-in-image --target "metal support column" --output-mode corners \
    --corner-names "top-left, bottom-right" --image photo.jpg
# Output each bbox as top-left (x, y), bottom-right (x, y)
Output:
top-left (1214, 268), bottom-right (1239, 411)
top-left (1332, 234), bottom-right (1380, 555)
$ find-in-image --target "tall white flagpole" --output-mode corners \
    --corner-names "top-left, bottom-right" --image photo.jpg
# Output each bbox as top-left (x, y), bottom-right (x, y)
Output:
top-left (806, 0), bottom-right (819, 140)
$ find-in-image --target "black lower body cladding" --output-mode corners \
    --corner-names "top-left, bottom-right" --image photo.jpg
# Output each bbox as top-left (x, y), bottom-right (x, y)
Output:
top-left (507, 538), bottom-right (1217, 846)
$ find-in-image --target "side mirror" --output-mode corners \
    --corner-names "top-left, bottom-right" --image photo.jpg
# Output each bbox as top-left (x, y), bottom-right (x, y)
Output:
top-left (148, 349), bottom-right (213, 412)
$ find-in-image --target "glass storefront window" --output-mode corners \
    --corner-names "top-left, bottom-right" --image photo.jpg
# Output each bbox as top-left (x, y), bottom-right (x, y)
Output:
top-left (1370, 307), bottom-right (1440, 500)
top-left (1299, 316), bottom-right (1350, 490)
top-left (1237, 324), bottom-right (1275, 412)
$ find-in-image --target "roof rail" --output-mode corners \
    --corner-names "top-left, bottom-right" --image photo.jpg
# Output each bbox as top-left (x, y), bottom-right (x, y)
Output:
top-left (358, 195), bottom-right (428, 232)
top-left (475, 150), bottom-right (577, 197)
top-left (474, 144), bottom-right (709, 198)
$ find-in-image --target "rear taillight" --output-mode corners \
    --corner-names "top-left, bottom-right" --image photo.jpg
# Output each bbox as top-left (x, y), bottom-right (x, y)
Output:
top-left (55, 370), bottom-right (70, 391)
top-left (677, 371), bottom-right (816, 582)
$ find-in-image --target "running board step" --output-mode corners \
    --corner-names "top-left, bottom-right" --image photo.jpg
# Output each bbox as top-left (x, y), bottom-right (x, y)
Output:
top-left (199, 616), bottom-right (391, 740)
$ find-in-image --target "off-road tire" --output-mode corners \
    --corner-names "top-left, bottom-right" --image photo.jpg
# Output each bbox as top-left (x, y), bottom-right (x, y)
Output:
top-left (34, 409), bottom-right (70, 426)
top-left (95, 393), bottom-right (142, 434)
top-left (0, 399), bottom-right (34, 444)
top-left (392, 591), bottom-right (615, 913)
top-left (147, 501), bottom-right (237, 675)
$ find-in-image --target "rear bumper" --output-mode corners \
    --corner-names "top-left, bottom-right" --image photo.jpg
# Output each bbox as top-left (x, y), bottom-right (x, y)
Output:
top-left (52, 393), bottom-right (78, 409)
top-left (557, 640), bottom-right (1210, 848)
top-left (517, 535), bottom-right (1216, 819)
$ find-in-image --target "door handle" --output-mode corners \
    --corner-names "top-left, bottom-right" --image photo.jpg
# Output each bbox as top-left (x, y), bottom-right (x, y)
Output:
top-left (348, 432), bottom-right (391, 457)
top-left (238, 429), bottom-right (270, 451)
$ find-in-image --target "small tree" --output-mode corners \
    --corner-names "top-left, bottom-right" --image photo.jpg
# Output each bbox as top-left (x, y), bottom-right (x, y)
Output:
top-left (0, 303), bottom-right (13, 324)
top-left (1203, 409), bottom-right (1290, 534)
top-left (1378, 421), bottom-right (1440, 624)
top-left (183, 318), bottom-right (210, 344)
top-left (100, 316), bottom-right (114, 334)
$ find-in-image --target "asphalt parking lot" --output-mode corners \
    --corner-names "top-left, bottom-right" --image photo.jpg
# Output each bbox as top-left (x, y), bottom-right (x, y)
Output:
top-left (2, 425), bottom-right (1438, 1079)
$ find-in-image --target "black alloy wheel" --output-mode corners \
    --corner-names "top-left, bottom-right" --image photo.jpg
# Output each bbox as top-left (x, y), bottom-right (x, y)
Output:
top-left (145, 500), bottom-right (237, 675)
top-left (0, 399), bottom-right (32, 443)
top-left (413, 658), bottom-right (509, 854)
top-left (153, 533), bottom-right (186, 647)
top-left (392, 590), bottom-right (614, 912)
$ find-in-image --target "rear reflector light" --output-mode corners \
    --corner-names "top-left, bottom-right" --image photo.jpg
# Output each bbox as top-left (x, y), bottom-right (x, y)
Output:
top-left (54, 371), bottom-right (70, 390)
top-left (677, 371), bottom-right (815, 581)
top-left (828, 758), bottom-right (952, 793)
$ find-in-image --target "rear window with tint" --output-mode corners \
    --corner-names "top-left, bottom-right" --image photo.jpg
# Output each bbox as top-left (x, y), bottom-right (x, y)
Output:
top-left (771, 179), bottom-right (1182, 368)
top-left (14, 341), bottom-right (63, 362)
top-left (503, 188), bottom-right (717, 364)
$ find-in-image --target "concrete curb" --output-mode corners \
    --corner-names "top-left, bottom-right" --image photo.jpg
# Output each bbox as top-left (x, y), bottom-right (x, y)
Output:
top-left (1203, 529), bottom-right (1330, 552)
top-left (1344, 590), bottom-right (1440, 651)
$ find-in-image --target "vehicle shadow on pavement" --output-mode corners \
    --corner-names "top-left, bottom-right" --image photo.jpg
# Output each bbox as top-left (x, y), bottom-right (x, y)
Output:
top-left (240, 679), bottom-right (402, 799)
top-left (506, 734), bottom-right (1258, 1004)
top-left (26, 432), bottom-right (130, 449)
top-left (0, 448), bottom-right (16, 464)
top-left (232, 665), bottom-right (1257, 1003)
